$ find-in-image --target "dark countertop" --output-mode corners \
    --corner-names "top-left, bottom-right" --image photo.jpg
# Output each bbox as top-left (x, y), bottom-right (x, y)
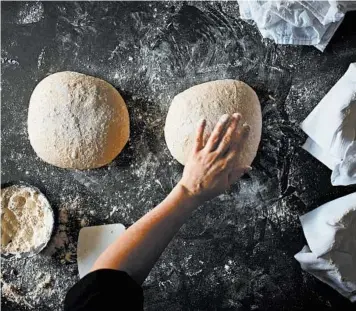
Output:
top-left (1, 2), bottom-right (356, 310)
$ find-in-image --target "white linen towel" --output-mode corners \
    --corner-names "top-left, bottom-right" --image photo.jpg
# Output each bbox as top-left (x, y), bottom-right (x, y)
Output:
top-left (300, 62), bottom-right (356, 186)
top-left (238, 0), bottom-right (356, 51)
top-left (295, 192), bottom-right (356, 302)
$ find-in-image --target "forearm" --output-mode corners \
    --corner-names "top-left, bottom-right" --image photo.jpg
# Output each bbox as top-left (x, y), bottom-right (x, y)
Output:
top-left (90, 114), bottom-right (249, 285)
top-left (91, 184), bottom-right (200, 284)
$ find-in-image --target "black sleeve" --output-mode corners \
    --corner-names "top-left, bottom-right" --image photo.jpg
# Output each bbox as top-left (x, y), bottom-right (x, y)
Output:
top-left (64, 269), bottom-right (143, 311)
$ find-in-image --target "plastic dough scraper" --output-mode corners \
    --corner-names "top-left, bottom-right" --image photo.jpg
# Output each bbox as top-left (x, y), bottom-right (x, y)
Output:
top-left (77, 223), bottom-right (126, 278)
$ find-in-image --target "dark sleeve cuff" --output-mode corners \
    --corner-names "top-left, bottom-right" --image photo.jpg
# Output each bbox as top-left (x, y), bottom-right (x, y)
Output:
top-left (64, 269), bottom-right (143, 311)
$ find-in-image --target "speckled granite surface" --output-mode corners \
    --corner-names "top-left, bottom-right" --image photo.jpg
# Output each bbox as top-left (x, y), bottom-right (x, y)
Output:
top-left (1, 2), bottom-right (355, 310)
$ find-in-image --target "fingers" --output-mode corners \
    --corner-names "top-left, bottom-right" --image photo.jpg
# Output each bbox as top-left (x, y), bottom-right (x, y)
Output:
top-left (216, 113), bottom-right (241, 155)
top-left (236, 123), bottom-right (250, 148)
top-left (225, 123), bottom-right (250, 163)
top-left (194, 119), bottom-right (207, 152)
top-left (204, 114), bottom-right (230, 151)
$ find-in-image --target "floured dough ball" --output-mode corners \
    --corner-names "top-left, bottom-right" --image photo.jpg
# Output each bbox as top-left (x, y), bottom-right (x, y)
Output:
top-left (165, 80), bottom-right (262, 166)
top-left (28, 71), bottom-right (130, 169)
top-left (1, 185), bottom-right (54, 257)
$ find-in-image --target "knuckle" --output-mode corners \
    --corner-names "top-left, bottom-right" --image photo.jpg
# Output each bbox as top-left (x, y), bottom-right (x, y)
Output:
top-left (197, 153), bottom-right (204, 160)
top-left (223, 136), bottom-right (231, 144)
top-left (211, 136), bottom-right (220, 144)
top-left (223, 134), bottom-right (230, 142)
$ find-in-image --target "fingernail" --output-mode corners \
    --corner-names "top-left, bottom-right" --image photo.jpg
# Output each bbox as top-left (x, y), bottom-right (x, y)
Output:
top-left (233, 113), bottom-right (241, 120)
top-left (243, 124), bottom-right (250, 133)
top-left (199, 118), bottom-right (206, 126)
top-left (219, 114), bottom-right (230, 123)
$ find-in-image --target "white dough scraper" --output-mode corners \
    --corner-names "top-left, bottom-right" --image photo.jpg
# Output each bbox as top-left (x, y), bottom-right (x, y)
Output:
top-left (77, 223), bottom-right (126, 278)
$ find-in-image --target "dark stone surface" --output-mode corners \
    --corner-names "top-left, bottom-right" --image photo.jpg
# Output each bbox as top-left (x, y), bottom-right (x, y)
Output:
top-left (1, 1), bottom-right (355, 310)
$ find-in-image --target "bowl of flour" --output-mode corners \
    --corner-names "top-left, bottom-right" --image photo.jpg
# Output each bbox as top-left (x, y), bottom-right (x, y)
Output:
top-left (1, 183), bottom-right (54, 258)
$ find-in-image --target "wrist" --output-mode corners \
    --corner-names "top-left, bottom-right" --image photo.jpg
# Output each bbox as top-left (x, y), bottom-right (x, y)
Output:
top-left (172, 183), bottom-right (203, 209)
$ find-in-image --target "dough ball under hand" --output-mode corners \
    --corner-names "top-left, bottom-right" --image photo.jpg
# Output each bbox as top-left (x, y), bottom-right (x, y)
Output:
top-left (164, 80), bottom-right (262, 166)
top-left (28, 71), bottom-right (130, 169)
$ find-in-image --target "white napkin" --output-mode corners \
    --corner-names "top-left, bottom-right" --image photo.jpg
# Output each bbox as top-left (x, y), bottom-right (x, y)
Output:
top-left (295, 192), bottom-right (356, 302)
top-left (238, 0), bottom-right (355, 51)
top-left (300, 62), bottom-right (356, 186)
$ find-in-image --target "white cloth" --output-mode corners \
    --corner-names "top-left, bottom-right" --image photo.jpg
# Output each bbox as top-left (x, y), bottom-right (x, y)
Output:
top-left (238, 0), bottom-right (356, 51)
top-left (301, 63), bottom-right (356, 186)
top-left (295, 192), bottom-right (356, 302)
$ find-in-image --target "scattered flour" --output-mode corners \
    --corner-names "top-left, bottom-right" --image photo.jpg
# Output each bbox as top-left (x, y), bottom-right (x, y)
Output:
top-left (1, 194), bottom-right (86, 308)
top-left (107, 205), bottom-right (119, 218)
top-left (1, 57), bottom-right (19, 65)
top-left (1, 280), bottom-right (33, 308)
top-left (45, 196), bottom-right (82, 264)
top-left (26, 274), bottom-right (54, 304)
top-left (16, 2), bottom-right (44, 25)
top-left (37, 48), bottom-right (45, 68)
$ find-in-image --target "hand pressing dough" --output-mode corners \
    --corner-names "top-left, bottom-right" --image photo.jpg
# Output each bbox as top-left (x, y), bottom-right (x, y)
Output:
top-left (28, 71), bottom-right (130, 169)
top-left (165, 80), bottom-right (262, 166)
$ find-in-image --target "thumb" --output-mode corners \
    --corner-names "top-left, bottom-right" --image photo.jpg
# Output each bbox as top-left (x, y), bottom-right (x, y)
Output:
top-left (228, 166), bottom-right (252, 184)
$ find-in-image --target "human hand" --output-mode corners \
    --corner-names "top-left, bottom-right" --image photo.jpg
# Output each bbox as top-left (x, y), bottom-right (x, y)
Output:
top-left (178, 113), bottom-right (251, 204)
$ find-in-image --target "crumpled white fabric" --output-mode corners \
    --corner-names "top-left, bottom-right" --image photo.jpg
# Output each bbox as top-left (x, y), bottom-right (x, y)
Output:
top-left (238, 0), bottom-right (356, 51)
top-left (300, 62), bottom-right (356, 186)
top-left (295, 192), bottom-right (356, 302)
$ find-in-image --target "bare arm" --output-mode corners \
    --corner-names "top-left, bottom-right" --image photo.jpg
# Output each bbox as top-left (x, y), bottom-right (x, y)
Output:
top-left (91, 113), bottom-right (250, 284)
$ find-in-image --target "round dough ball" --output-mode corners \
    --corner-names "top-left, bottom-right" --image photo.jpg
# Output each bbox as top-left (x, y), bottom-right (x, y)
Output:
top-left (164, 80), bottom-right (262, 166)
top-left (28, 71), bottom-right (130, 169)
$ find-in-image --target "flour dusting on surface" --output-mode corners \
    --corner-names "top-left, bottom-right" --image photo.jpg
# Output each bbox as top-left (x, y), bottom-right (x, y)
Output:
top-left (16, 2), bottom-right (44, 25)
top-left (2, 1), bottom-right (355, 310)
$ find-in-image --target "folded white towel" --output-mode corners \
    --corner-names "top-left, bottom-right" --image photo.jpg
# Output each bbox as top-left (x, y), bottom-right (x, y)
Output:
top-left (238, 0), bottom-right (355, 51)
top-left (295, 192), bottom-right (356, 302)
top-left (301, 63), bottom-right (356, 186)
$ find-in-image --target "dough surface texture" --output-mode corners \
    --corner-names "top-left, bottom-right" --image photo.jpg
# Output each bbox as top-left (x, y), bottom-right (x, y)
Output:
top-left (165, 80), bottom-right (262, 166)
top-left (28, 71), bottom-right (129, 169)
